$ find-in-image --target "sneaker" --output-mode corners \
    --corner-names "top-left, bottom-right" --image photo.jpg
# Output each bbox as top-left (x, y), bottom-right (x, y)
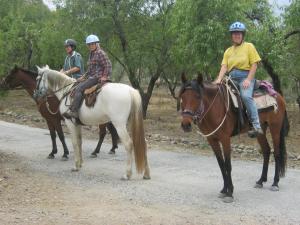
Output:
top-left (248, 127), bottom-right (263, 138)
top-left (63, 110), bottom-right (79, 119)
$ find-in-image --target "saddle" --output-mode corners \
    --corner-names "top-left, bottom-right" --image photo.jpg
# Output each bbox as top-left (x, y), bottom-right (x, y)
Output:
top-left (84, 84), bottom-right (102, 107)
top-left (225, 78), bottom-right (278, 136)
top-left (69, 81), bottom-right (109, 108)
top-left (83, 81), bottom-right (112, 107)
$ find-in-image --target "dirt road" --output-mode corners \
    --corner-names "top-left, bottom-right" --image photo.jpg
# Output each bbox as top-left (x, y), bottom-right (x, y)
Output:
top-left (1, 120), bottom-right (300, 225)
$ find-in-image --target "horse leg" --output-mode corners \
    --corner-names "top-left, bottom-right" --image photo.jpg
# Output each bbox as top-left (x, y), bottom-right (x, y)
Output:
top-left (143, 150), bottom-right (151, 180)
top-left (269, 123), bottom-right (285, 191)
top-left (46, 121), bottom-right (57, 159)
top-left (65, 120), bottom-right (83, 171)
top-left (221, 138), bottom-right (234, 203)
top-left (207, 138), bottom-right (227, 198)
top-left (255, 125), bottom-right (271, 188)
top-left (91, 124), bottom-right (107, 158)
top-left (113, 123), bottom-right (133, 180)
top-left (107, 122), bottom-right (119, 154)
top-left (55, 120), bottom-right (69, 160)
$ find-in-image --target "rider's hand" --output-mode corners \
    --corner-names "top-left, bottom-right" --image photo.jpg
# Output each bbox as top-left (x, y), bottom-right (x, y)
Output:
top-left (242, 79), bottom-right (251, 89)
top-left (213, 78), bottom-right (222, 84)
top-left (100, 77), bottom-right (107, 83)
top-left (77, 76), bottom-right (84, 82)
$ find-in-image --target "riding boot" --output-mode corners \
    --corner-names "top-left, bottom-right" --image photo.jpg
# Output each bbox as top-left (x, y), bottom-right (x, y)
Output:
top-left (248, 127), bottom-right (263, 138)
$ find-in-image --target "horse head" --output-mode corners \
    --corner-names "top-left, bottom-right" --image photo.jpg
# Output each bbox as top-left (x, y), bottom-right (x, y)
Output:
top-left (178, 72), bottom-right (204, 132)
top-left (2, 65), bottom-right (23, 89)
top-left (34, 65), bottom-right (50, 100)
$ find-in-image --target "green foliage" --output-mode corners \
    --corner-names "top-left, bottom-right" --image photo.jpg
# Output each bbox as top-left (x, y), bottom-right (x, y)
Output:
top-left (0, 0), bottom-right (50, 76)
top-left (0, 0), bottom-right (299, 102)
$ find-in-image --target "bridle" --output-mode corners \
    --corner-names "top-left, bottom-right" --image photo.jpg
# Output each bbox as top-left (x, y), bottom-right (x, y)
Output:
top-left (180, 80), bottom-right (230, 137)
top-left (34, 70), bottom-right (75, 114)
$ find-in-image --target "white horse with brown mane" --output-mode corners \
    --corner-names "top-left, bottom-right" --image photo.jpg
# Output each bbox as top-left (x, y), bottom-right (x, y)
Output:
top-left (34, 65), bottom-right (150, 180)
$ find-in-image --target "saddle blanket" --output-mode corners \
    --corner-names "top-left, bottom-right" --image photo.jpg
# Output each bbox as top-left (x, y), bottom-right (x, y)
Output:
top-left (228, 85), bottom-right (278, 112)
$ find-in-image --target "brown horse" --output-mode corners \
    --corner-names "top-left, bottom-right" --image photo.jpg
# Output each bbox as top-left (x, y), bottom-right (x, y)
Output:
top-left (179, 73), bottom-right (288, 203)
top-left (2, 66), bottom-right (118, 159)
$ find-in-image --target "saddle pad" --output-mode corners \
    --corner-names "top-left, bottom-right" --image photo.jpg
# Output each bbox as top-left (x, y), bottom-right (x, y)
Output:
top-left (254, 94), bottom-right (278, 112)
top-left (229, 88), bottom-right (278, 112)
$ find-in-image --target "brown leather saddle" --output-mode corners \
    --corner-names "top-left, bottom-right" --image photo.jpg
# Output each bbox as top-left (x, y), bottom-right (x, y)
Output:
top-left (84, 84), bottom-right (101, 107)
top-left (83, 81), bottom-right (112, 107)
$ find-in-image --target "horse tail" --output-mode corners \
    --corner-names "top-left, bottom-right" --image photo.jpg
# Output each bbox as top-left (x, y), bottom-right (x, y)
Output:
top-left (282, 110), bottom-right (290, 137)
top-left (129, 89), bottom-right (146, 174)
top-left (279, 111), bottom-right (288, 177)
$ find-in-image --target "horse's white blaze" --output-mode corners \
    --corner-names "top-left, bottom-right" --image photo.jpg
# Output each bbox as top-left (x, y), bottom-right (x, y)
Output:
top-left (36, 66), bottom-right (150, 179)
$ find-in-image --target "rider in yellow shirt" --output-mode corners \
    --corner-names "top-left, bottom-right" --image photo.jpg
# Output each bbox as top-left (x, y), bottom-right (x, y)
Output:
top-left (214, 21), bottom-right (263, 137)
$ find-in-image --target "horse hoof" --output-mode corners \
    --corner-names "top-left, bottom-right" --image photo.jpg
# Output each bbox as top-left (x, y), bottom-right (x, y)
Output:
top-left (254, 183), bottom-right (263, 188)
top-left (143, 175), bottom-right (151, 180)
top-left (47, 154), bottom-right (55, 159)
top-left (121, 175), bottom-right (130, 180)
top-left (222, 196), bottom-right (234, 203)
top-left (109, 150), bottom-right (115, 155)
top-left (71, 168), bottom-right (79, 172)
top-left (61, 156), bottom-right (68, 161)
top-left (270, 185), bottom-right (279, 192)
top-left (90, 154), bottom-right (97, 158)
top-left (218, 193), bottom-right (227, 198)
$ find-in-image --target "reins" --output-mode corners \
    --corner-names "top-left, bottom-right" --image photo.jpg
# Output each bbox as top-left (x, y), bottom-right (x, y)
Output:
top-left (196, 80), bottom-right (230, 137)
top-left (182, 79), bottom-right (231, 137)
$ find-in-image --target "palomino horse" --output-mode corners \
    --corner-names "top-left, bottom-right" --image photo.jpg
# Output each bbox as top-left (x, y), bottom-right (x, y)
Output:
top-left (2, 66), bottom-right (119, 159)
top-left (34, 66), bottom-right (150, 180)
top-left (179, 73), bottom-right (288, 203)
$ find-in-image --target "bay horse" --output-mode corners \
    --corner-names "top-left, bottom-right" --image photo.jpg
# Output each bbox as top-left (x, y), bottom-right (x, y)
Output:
top-left (179, 72), bottom-right (288, 203)
top-left (2, 66), bottom-right (119, 159)
top-left (34, 66), bottom-right (150, 180)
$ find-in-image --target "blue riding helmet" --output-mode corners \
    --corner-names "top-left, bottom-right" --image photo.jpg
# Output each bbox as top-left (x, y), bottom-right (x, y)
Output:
top-left (229, 22), bottom-right (246, 32)
top-left (86, 34), bottom-right (100, 44)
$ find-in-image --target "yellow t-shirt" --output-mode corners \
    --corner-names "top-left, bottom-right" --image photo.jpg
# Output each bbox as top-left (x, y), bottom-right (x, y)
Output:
top-left (221, 42), bottom-right (261, 72)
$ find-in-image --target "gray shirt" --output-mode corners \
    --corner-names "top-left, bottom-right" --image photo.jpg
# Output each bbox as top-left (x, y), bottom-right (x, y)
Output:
top-left (63, 51), bottom-right (84, 79)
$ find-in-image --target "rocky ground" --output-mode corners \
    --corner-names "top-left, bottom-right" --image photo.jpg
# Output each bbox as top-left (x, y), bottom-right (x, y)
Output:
top-left (1, 121), bottom-right (300, 225)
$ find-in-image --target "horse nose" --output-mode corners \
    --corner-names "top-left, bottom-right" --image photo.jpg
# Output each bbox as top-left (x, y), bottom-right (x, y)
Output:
top-left (181, 122), bottom-right (192, 132)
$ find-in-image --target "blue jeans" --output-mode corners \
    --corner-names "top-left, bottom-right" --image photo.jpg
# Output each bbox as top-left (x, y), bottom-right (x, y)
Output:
top-left (229, 69), bottom-right (261, 129)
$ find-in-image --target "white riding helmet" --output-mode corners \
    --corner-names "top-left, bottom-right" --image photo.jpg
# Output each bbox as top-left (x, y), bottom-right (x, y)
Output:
top-left (86, 34), bottom-right (100, 44)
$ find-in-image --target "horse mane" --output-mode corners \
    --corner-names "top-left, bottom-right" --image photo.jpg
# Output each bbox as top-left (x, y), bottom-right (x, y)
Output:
top-left (9, 66), bottom-right (38, 80)
top-left (39, 66), bottom-right (75, 88)
top-left (20, 68), bottom-right (38, 79)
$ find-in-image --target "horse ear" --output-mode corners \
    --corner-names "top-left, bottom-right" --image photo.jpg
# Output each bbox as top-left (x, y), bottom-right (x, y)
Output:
top-left (181, 72), bottom-right (188, 83)
top-left (197, 72), bottom-right (204, 86)
top-left (36, 65), bottom-right (42, 74)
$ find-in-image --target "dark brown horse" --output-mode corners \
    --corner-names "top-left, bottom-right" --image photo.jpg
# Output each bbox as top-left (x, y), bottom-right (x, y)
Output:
top-left (179, 73), bottom-right (288, 203)
top-left (2, 66), bottom-right (118, 159)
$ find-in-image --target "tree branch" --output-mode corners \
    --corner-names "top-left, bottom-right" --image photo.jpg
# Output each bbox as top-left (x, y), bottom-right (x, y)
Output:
top-left (284, 29), bottom-right (300, 40)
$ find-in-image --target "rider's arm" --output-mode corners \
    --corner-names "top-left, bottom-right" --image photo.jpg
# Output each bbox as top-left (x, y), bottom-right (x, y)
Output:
top-left (65, 67), bottom-right (80, 76)
top-left (214, 64), bottom-right (227, 84)
top-left (98, 50), bottom-right (112, 82)
top-left (246, 63), bottom-right (258, 81)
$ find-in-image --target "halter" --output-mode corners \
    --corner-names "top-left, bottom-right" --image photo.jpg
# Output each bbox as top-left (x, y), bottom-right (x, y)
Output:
top-left (34, 69), bottom-right (75, 114)
top-left (181, 79), bottom-right (230, 137)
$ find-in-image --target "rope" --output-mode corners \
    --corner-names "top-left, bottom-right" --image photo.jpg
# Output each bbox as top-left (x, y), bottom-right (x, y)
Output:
top-left (196, 79), bottom-right (230, 137)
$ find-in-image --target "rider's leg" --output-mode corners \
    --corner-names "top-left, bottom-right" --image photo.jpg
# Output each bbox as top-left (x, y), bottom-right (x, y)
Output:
top-left (69, 77), bottom-right (98, 117)
top-left (238, 78), bottom-right (261, 129)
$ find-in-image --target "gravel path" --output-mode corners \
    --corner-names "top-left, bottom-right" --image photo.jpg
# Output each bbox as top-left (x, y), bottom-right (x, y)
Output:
top-left (1, 120), bottom-right (300, 225)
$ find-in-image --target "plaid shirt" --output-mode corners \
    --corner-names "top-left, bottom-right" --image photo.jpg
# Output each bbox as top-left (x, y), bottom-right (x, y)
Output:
top-left (86, 46), bottom-right (112, 81)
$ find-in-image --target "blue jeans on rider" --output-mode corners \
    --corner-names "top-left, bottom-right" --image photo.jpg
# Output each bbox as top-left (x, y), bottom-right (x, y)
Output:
top-left (229, 69), bottom-right (261, 130)
top-left (70, 77), bottom-right (98, 112)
